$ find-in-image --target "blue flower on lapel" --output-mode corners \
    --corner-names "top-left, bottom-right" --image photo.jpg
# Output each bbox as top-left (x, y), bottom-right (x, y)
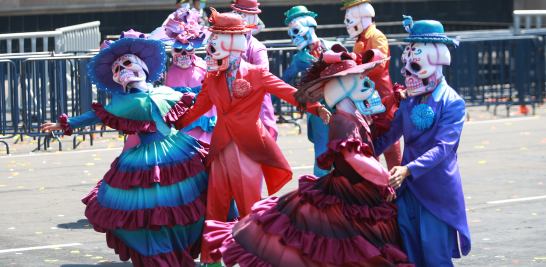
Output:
top-left (410, 104), bottom-right (435, 131)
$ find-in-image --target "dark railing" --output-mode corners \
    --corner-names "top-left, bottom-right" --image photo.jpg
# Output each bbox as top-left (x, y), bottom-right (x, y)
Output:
top-left (0, 33), bottom-right (544, 154)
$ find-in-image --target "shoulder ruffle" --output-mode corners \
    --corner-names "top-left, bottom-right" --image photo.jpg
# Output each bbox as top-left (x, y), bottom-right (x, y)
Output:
top-left (92, 103), bottom-right (157, 134)
top-left (316, 138), bottom-right (373, 170)
top-left (163, 93), bottom-right (195, 128)
top-left (59, 114), bottom-right (73, 136)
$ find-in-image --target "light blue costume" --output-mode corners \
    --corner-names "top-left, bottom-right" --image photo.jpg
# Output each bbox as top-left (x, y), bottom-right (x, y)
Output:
top-left (374, 17), bottom-right (470, 267)
top-left (281, 39), bottom-right (338, 177)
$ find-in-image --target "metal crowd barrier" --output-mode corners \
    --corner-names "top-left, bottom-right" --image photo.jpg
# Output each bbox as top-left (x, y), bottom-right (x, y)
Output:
top-left (1, 34), bottom-right (545, 154)
top-left (18, 55), bottom-right (116, 152)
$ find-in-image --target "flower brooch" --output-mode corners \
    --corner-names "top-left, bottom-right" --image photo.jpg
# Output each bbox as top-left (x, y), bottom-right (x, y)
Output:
top-left (232, 79), bottom-right (252, 99)
top-left (410, 104), bottom-right (435, 131)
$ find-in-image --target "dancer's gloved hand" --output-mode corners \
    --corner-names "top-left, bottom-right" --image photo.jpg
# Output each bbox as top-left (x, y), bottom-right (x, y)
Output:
top-left (41, 123), bottom-right (62, 133)
top-left (388, 166), bottom-right (411, 189)
top-left (317, 105), bottom-right (332, 124)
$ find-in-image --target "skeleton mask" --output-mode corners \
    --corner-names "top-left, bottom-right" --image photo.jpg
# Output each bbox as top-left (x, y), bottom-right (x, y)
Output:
top-left (287, 16), bottom-right (318, 50)
top-left (401, 42), bottom-right (450, 97)
top-left (344, 3), bottom-right (375, 39)
top-left (172, 46), bottom-right (195, 69)
top-left (205, 32), bottom-right (247, 72)
top-left (232, 10), bottom-right (260, 36)
top-left (112, 54), bottom-right (149, 92)
top-left (324, 73), bottom-right (385, 115)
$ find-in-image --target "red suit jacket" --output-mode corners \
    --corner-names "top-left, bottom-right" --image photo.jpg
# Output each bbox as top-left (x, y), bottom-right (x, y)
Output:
top-left (175, 60), bottom-right (321, 195)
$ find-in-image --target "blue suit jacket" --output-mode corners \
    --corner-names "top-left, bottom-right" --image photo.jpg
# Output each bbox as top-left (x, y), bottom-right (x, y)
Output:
top-left (374, 79), bottom-right (471, 257)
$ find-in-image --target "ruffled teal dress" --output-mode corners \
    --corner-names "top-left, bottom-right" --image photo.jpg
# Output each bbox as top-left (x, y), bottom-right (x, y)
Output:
top-left (60, 85), bottom-right (208, 267)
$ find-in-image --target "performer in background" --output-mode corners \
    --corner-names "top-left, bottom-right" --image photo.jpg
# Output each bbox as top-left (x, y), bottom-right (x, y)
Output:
top-left (374, 16), bottom-right (471, 266)
top-left (174, 9), bottom-right (331, 267)
top-left (231, 0), bottom-right (277, 140)
top-left (202, 46), bottom-right (413, 267)
top-left (341, 0), bottom-right (402, 170)
top-left (41, 30), bottom-right (209, 267)
top-left (282, 5), bottom-right (341, 177)
top-left (193, 0), bottom-right (209, 26)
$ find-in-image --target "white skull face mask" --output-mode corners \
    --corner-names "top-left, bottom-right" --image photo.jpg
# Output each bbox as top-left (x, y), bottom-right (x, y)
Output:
top-left (232, 11), bottom-right (260, 36)
top-left (288, 16), bottom-right (318, 50)
top-left (324, 73), bottom-right (385, 115)
top-left (112, 54), bottom-right (149, 92)
top-left (205, 32), bottom-right (247, 72)
top-left (172, 47), bottom-right (195, 69)
top-left (401, 42), bottom-right (451, 97)
top-left (344, 3), bottom-right (375, 39)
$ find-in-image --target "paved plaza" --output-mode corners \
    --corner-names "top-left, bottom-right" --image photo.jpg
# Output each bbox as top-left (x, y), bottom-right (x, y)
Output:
top-left (0, 105), bottom-right (545, 266)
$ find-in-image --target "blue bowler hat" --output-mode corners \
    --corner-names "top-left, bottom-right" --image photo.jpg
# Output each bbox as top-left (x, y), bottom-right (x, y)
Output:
top-left (402, 15), bottom-right (459, 46)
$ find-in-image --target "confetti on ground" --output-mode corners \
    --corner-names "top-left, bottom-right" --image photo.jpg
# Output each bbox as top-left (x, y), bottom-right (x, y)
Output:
top-left (0, 185), bottom-right (6, 187)
top-left (478, 161), bottom-right (486, 164)
top-left (17, 186), bottom-right (24, 189)
top-left (475, 146), bottom-right (484, 148)
top-left (51, 227), bottom-right (57, 229)
top-left (532, 213), bottom-right (537, 215)
top-left (520, 147), bottom-right (527, 150)
top-left (539, 182), bottom-right (543, 185)
top-left (29, 169), bottom-right (34, 171)
top-left (505, 122), bottom-right (512, 125)
top-left (520, 132), bottom-right (531, 135)
top-left (51, 247), bottom-right (62, 250)
top-left (39, 187), bottom-right (44, 190)
top-left (289, 151), bottom-right (293, 154)
top-left (86, 163), bottom-right (95, 166)
top-left (92, 179), bottom-right (99, 181)
top-left (8, 227), bottom-right (15, 230)
top-left (515, 260), bottom-right (519, 263)
top-left (541, 138), bottom-right (546, 143)
top-left (84, 254), bottom-right (93, 257)
top-left (36, 232), bottom-right (42, 234)
top-left (71, 250), bottom-right (80, 253)
top-left (496, 209), bottom-right (500, 211)
top-left (509, 181), bottom-right (514, 183)
top-left (91, 256), bottom-right (103, 259)
top-left (512, 195), bottom-right (518, 198)
top-left (58, 215), bottom-right (64, 217)
top-left (491, 126), bottom-right (497, 129)
top-left (308, 148), bottom-right (314, 151)
top-left (11, 173), bottom-right (19, 176)
top-left (535, 257), bottom-right (546, 260)
top-left (469, 220), bottom-right (481, 222)
top-left (44, 260), bottom-right (58, 262)
top-left (52, 162), bottom-right (60, 164)
top-left (482, 248), bottom-right (490, 250)
top-left (87, 173), bottom-right (91, 176)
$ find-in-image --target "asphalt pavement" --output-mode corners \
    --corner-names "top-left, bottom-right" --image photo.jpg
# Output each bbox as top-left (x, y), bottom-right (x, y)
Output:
top-left (0, 104), bottom-right (545, 267)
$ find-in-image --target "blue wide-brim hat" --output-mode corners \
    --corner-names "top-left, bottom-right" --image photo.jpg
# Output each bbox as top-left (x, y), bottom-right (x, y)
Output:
top-left (402, 15), bottom-right (459, 46)
top-left (284, 6), bottom-right (317, 26)
top-left (87, 30), bottom-right (167, 94)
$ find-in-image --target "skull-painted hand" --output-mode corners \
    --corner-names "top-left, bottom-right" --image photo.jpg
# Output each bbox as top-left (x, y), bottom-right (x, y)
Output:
top-left (172, 46), bottom-right (195, 69)
top-left (324, 73), bottom-right (385, 115)
top-left (205, 32), bottom-right (247, 72)
top-left (287, 16), bottom-right (318, 50)
top-left (344, 3), bottom-right (375, 39)
top-left (401, 42), bottom-right (450, 97)
top-left (112, 54), bottom-right (149, 91)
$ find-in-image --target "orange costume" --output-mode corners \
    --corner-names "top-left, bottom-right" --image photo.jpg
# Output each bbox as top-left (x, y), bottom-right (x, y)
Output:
top-left (354, 23), bottom-right (402, 169)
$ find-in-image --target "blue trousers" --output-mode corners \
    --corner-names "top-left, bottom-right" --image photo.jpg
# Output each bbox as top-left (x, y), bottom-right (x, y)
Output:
top-left (397, 189), bottom-right (456, 267)
top-left (307, 113), bottom-right (331, 177)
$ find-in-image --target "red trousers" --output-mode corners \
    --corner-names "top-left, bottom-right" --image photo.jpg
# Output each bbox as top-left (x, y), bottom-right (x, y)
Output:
top-left (201, 140), bottom-right (263, 263)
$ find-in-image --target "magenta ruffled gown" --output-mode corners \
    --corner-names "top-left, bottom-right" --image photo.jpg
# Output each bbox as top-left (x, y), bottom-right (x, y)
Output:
top-left (203, 110), bottom-right (414, 267)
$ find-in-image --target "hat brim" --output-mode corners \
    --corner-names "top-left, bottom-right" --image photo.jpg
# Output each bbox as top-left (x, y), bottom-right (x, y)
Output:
top-left (295, 58), bottom-right (389, 105)
top-left (340, 0), bottom-right (371, 10)
top-left (284, 11), bottom-right (317, 26)
top-left (403, 37), bottom-right (456, 44)
top-left (87, 38), bottom-right (167, 94)
top-left (150, 26), bottom-right (208, 50)
top-left (208, 27), bottom-right (250, 34)
top-left (231, 4), bottom-right (262, 14)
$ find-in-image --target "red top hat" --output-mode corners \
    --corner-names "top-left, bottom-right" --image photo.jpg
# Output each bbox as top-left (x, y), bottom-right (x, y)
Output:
top-left (208, 7), bottom-right (251, 34)
top-left (231, 0), bottom-right (262, 14)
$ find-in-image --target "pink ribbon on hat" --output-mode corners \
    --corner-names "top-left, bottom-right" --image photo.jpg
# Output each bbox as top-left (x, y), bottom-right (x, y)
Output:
top-left (165, 18), bottom-right (203, 44)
